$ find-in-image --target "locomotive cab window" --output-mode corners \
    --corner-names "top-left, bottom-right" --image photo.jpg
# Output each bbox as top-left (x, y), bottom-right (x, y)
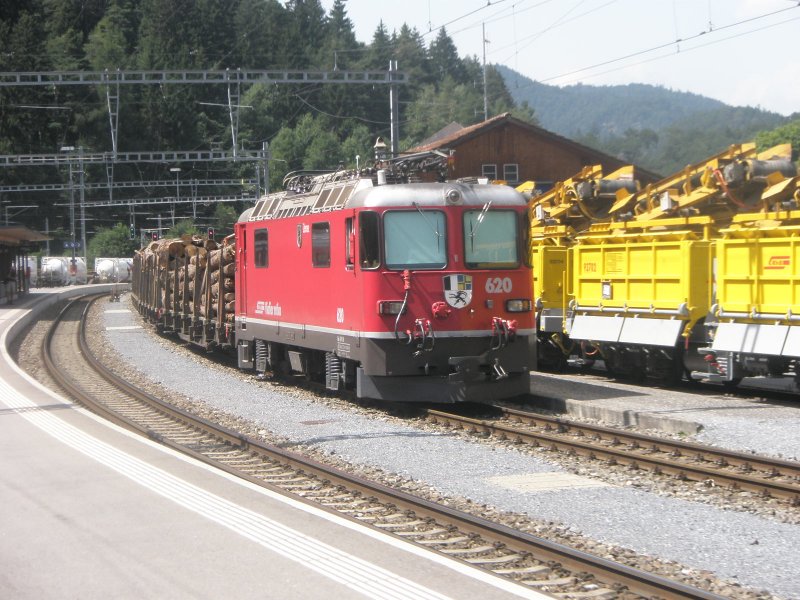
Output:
top-left (384, 209), bottom-right (447, 270)
top-left (359, 211), bottom-right (380, 269)
top-left (463, 209), bottom-right (519, 269)
top-left (254, 228), bottom-right (268, 268)
top-left (312, 222), bottom-right (330, 267)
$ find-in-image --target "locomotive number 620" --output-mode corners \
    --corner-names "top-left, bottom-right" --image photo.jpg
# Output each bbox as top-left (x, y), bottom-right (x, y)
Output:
top-left (485, 277), bottom-right (512, 293)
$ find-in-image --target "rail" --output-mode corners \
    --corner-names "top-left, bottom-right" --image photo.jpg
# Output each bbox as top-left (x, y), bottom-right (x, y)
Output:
top-left (39, 293), bottom-right (726, 600)
top-left (426, 406), bottom-right (800, 504)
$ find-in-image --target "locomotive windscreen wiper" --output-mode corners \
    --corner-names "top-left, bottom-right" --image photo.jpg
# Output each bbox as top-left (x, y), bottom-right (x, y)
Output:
top-left (468, 200), bottom-right (493, 251)
top-left (412, 201), bottom-right (443, 250)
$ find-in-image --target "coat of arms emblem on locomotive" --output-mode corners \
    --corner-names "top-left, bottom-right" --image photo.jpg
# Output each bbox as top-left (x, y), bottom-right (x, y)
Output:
top-left (443, 274), bottom-right (473, 308)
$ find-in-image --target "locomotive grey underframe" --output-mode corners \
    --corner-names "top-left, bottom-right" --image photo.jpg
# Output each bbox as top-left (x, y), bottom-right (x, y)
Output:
top-left (236, 317), bottom-right (534, 403)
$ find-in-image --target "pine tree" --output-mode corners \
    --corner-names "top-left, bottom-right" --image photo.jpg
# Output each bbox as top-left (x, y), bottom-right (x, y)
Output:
top-left (362, 21), bottom-right (392, 70)
top-left (233, 0), bottom-right (289, 68)
top-left (428, 28), bottom-right (467, 84)
top-left (284, 0), bottom-right (327, 67)
top-left (84, 1), bottom-right (137, 69)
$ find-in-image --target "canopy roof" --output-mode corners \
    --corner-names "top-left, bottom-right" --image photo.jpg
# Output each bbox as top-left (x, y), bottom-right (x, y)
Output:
top-left (0, 225), bottom-right (51, 246)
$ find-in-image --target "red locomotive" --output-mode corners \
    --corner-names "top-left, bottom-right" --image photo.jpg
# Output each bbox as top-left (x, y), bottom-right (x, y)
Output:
top-left (132, 155), bottom-right (534, 403)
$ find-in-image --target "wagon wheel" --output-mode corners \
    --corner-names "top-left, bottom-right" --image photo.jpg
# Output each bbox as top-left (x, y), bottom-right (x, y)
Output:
top-left (655, 359), bottom-right (683, 387)
top-left (722, 377), bottom-right (743, 391)
top-left (579, 341), bottom-right (599, 373)
top-left (655, 345), bottom-right (686, 387)
top-left (682, 365), bottom-right (700, 387)
top-left (550, 352), bottom-right (568, 373)
top-left (539, 338), bottom-right (568, 372)
top-left (628, 363), bottom-right (646, 383)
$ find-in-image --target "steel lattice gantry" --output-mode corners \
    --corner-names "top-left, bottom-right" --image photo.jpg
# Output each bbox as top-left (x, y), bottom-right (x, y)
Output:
top-left (0, 68), bottom-right (407, 156)
top-left (0, 67), bottom-right (406, 252)
top-left (0, 178), bottom-right (257, 193)
top-left (0, 149), bottom-right (270, 219)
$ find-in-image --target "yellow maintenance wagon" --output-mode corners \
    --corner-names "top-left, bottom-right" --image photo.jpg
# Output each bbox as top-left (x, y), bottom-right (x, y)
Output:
top-left (569, 217), bottom-right (714, 382)
top-left (523, 143), bottom-right (799, 387)
top-left (706, 205), bottom-right (800, 386)
top-left (529, 225), bottom-right (573, 369)
top-left (522, 166), bottom-right (638, 370)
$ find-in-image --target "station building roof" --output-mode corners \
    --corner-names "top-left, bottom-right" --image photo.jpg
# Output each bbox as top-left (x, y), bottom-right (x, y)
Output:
top-left (404, 112), bottom-right (663, 184)
top-left (0, 226), bottom-right (51, 246)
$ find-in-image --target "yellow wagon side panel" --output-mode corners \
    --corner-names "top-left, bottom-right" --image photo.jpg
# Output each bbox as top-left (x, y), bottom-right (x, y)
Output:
top-left (716, 242), bottom-right (753, 313)
top-left (717, 234), bottom-right (800, 318)
top-left (758, 239), bottom-right (799, 314)
top-left (532, 244), bottom-right (569, 310)
top-left (573, 239), bottom-right (712, 320)
top-left (573, 246), bottom-right (603, 307)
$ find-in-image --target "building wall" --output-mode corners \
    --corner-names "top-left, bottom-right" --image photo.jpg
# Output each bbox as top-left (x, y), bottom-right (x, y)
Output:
top-left (449, 123), bottom-right (625, 185)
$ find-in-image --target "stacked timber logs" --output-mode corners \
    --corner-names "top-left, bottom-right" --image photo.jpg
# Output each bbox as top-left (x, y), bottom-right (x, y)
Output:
top-left (139, 234), bottom-right (235, 323)
top-left (208, 239), bottom-right (236, 321)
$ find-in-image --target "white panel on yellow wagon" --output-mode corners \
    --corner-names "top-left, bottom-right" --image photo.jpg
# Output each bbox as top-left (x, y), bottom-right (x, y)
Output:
top-left (618, 317), bottom-right (684, 347)
top-left (781, 326), bottom-right (800, 357)
top-left (569, 315), bottom-right (624, 342)
top-left (713, 323), bottom-right (788, 355)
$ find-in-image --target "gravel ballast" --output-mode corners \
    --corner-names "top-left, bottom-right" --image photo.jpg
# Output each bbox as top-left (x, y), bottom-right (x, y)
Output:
top-left (98, 298), bottom-right (800, 599)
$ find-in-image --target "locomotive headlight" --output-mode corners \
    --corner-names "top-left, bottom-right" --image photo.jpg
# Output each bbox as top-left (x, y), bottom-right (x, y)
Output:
top-left (445, 188), bottom-right (462, 204)
top-left (505, 299), bottom-right (532, 312)
top-left (378, 300), bottom-right (406, 315)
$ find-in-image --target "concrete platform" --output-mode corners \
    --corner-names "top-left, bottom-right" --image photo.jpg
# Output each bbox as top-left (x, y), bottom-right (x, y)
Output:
top-left (529, 370), bottom-right (705, 433)
top-left (0, 289), bottom-right (547, 600)
top-left (528, 368), bottom-right (800, 442)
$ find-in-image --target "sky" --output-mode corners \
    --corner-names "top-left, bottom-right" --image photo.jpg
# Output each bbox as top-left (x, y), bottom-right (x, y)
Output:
top-left (322, 0), bottom-right (800, 116)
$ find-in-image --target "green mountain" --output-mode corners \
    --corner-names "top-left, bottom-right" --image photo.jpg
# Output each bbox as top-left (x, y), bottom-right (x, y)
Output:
top-left (497, 65), bottom-right (789, 175)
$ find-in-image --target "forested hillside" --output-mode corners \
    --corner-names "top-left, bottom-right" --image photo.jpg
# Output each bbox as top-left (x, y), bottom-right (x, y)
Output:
top-left (2, 0), bottom-right (798, 254)
top-left (498, 65), bottom-right (790, 174)
top-left (0, 0), bottom-right (530, 191)
top-left (0, 0), bottom-right (537, 252)
top-left (3, 1), bottom-right (794, 184)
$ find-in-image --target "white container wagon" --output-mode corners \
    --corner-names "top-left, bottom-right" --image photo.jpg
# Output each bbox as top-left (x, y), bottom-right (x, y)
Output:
top-left (40, 257), bottom-right (87, 286)
top-left (40, 257), bottom-right (69, 286)
top-left (94, 257), bottom-right (133, 283)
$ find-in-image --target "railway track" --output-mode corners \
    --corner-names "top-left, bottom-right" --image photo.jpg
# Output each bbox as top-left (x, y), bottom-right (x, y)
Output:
top-left (426, 406), bottom-right (800, 505)
top-left (39, 293), bottom-right (730, 600)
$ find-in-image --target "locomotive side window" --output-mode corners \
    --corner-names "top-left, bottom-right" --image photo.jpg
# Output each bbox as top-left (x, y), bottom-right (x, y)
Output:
top-left (312, 222), bottom-right (331, 267)
top-left (463, 209), bottom-right (519, 269)
top-left (359, 211), bottom-right (380, 269)
top-left (521, 210), bottom-right (533, 268)
top-left (254, 228), bottom-right (268, 268)
top-left (345, 217), bottom-right (354, 269)
top-left (384, 210), bottom-right (447, 270)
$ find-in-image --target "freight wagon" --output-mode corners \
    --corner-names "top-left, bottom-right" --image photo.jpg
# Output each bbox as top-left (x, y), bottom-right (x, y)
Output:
top-left (523, 143), bottom-right (800, 388)
top-left (94, 257), bottom-right (133, 283)
top-left (40, 256), bottom-right (88, 286)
